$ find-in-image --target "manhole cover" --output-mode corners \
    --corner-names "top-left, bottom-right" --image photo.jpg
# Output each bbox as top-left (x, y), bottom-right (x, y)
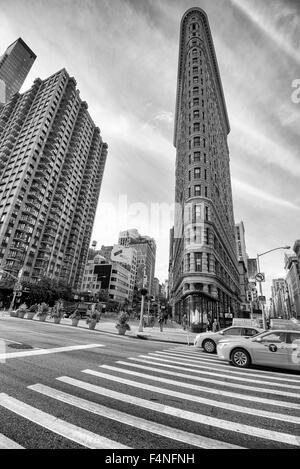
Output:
top-left (7, 343), bottom-right (33, 350)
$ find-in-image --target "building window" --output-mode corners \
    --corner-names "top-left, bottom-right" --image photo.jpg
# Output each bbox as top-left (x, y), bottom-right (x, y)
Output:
top-left (193, 122), bottom-right (200, 132)
top-left (193, 110), bottom-right (200, 118)
top-left (194, 137), bottom-right (200, 147)
top-left (195, 252), bottom-right (202, 272)
top-left (194, 151), bottom-right (200, 162)
top-left (205, 206), bottom-right (209, 220)
top-left (194, 167), bottom-right (201, 179)
top-left (194, 185), bottom-right (201, 196)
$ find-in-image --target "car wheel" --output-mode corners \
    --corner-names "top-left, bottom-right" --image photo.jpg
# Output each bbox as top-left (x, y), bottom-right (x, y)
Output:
top-left (231, 348), bottom-right (251, 368)
top-left (202, 339), bottom-right (216, 353)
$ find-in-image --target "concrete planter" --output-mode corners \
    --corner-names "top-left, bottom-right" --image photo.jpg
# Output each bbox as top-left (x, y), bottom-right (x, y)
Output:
top-left (26, 312), bottom-right (36, 320)
top-left (117, 326), bottom-right (127, 335)
top-left (53, 317), bottom-right (61, 324)
top-left (10, 311), bottom-right (17, 317)
top-left (38, 314), bottom-right (47, 322)
top-left (71, 318), bottom-right (79, 327)
top-left (17, 311), bottom-right (26, 319)
top-left (88, 320), bottom-right (97, 330)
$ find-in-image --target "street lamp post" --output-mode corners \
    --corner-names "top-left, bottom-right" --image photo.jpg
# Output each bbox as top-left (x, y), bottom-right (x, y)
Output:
top-left (256, 246), bottom-right (290, 329)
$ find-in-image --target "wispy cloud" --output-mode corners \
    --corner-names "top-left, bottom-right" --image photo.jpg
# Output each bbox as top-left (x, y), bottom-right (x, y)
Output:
top-left (232, 178), bottom-right (300, 211)
top-left (229, 0), bottom-right (300, 63)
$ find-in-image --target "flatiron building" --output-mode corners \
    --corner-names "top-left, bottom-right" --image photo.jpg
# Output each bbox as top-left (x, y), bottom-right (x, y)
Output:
top-left (170, 7), bottom-right (240, 327)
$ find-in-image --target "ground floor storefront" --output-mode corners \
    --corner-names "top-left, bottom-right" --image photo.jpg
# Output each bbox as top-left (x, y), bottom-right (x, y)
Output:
top-left (174, 291), bottom-right (237, 332)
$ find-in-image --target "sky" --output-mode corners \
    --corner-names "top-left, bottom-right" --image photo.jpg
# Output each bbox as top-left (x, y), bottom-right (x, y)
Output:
top-left (0, 0), bottom-right (300, 300)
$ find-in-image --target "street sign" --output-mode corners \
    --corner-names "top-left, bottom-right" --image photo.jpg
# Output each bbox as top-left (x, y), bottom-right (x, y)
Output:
top-left (255, 273), bottom-right (265, 282)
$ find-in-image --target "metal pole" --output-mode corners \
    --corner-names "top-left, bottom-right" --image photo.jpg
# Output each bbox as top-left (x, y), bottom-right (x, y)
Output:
top-left (147, 299), bottom-right (150, 326)
top-left (257, 254), bottom-right (266, 329)
top-left (138, 265), bottom-right (146, 332)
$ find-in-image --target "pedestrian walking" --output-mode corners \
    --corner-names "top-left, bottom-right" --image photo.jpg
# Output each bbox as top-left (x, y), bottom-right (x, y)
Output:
top-left (206, 318), bottom-right (212, 331)
top-left (212, 318), bottom-right (219, 332)
top-left (158, 313), bottom-right (164, 332)
top-left (182, 314), bottom-right (188, 330)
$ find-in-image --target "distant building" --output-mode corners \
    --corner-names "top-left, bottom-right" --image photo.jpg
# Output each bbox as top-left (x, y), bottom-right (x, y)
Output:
top-left (0, 38), bottom-right (36, 105)
top-left (118, 229), bottom-right (156, 296)
top-left (235, 222), bottom-right (248, 266)
top-left (81, 244), bottom-right (137, 305)
top-left (271, 278), bottom-right (287, 318)
top-left (284, 253), bottom-right (300, 319)
top-left (153, 277), bottom-right (160, 300)
top-left (247, 258), bottom-right (258, 280)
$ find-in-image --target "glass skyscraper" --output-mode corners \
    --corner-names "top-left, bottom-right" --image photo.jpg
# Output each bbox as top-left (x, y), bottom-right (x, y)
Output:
top-left (0, 38), bottom-right (36, 105)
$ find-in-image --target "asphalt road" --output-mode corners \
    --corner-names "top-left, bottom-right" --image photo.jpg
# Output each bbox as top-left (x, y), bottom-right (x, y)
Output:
top-left (0, 316), bottom-right (300, 450)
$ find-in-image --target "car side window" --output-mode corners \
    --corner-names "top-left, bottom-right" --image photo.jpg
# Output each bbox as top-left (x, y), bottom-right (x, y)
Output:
top-left (287, 333), bottom-right (300, 344)
top-left (223, 327), bottom-right (242, 335)
top-left (243, 328), bottom-right (258, 336)
top-left (261, 332), bottom-right (286, 343)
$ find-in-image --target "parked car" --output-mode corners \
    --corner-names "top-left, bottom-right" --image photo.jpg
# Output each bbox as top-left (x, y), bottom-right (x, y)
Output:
top-left (217, 329), bottom-right (300, 371)
top-left (194, 325), bottom-right (264, 353)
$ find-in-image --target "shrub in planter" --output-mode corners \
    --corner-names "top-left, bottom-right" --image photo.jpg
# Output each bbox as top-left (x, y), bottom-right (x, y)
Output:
top-left (10, 310), bottom-right (18, 317)
top-left (37, 302), bottom-right (49, 321)
top-left (26, 304), bottom-right (38, 319)
top-left (115, 311), bottom-right (131, 335)
top-left (16, 303), bottom-right (28, 318)
top-left (51, 299), bottom-right (64, 324)
top-left (70, 310), bottom-right (81, 326)
top-left (86, 311), bottom-right (100, 330)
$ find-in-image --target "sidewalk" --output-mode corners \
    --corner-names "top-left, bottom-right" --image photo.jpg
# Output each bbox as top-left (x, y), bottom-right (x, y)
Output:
top-left (0, 311), bottom-right (197, 345)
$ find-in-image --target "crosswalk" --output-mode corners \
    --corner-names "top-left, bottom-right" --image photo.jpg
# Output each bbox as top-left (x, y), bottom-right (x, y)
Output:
top-left (0, 345), bottom-right (300, 449)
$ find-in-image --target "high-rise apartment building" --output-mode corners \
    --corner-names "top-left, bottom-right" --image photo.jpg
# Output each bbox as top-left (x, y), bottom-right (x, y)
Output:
top-left (170, 8), bottom-right (240, 328)
top-left (119, 229), bottom-right (156, 296)
top-left (0, 38), bottom-right (36, 106)
top-left (0, 69), bottom-right (107, 289)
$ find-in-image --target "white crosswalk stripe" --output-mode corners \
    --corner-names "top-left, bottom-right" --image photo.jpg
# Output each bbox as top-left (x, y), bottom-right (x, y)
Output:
top-left (29, 383), bottom-right (241, 449)
top-left (133, 355), bottom-right (300, 398)
top-left (57, 375), bottom-right (299, 446)
top-left (114, 360), bottom-right (300, 410)
top-left (161, 350), bottom-right (300, 383)
top-left (0, 433), bottom-right (24, 449)
top-left (0, 393), bottom-right (130, 449)
top-left (1, 345), bottom-right (299, 448)
top-left (145, 352), bottom-right (300, 389)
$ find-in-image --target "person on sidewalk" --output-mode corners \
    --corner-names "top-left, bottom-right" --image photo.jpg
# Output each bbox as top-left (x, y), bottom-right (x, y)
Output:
top-left (212, 319), bottom-right (219, 332)
top-left (182, 314), bottom-right (188, 331)
top-left (158, 313), bottom-right (164, 332)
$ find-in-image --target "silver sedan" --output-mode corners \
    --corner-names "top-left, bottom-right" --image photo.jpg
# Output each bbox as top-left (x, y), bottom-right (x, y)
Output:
top-left (193, 325), bottom-right (264, 353)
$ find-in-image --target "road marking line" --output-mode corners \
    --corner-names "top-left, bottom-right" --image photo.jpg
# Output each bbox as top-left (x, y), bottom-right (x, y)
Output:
top-left (129, 357), bottom-right (300, 399)
top-left (98, 365), bottom-right (300, 425)
top-left (0, 393), bottom-right (129, 449)
top-left (0, 338), bottom-right (23, 345)
top-left (58, 376), bottom-right (299, 447)
top-left (166, 348), bottom-right (300, 377)
top-left (143, 354), bottom-right (300, 391)
top-left (0, 344), bottom-right (104, 360)
top-left (160, 350), bottom-right (300, 382)
top-left (115, 361), bottom-right (300, 410)
top-left (29, 383), bottom-right (242, 449)
top-left (0, 433), bottom-right (23, 449)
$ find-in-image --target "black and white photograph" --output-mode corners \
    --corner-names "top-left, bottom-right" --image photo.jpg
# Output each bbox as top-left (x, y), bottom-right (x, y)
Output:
top-left (0, 0), bottom-right (299, 455)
